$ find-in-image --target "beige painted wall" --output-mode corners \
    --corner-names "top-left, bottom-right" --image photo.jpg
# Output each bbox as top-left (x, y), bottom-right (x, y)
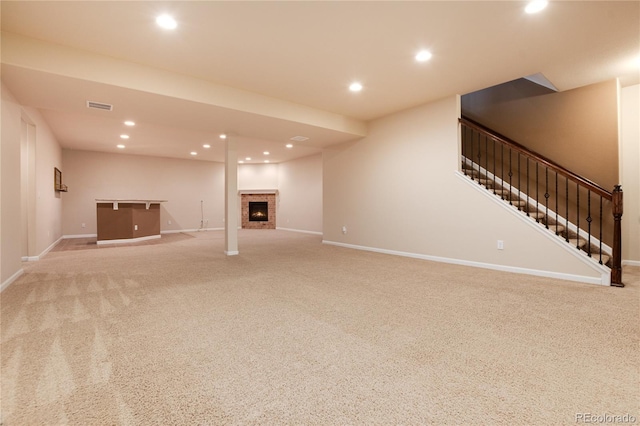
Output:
top-left (621, 84), bottom-right (640, 263)
top-left (238, 163), bottom-right (278, 190)
top-left (278, 154), bottom-right (322, 233)
top-left (323, 95), bottom-right (603, 282)
top-left (62, 151), bottom-right (324, 236)
top-left (25, 106), bottom-right (63, 255)
top-left (462, 79), bottom-right (619, 191)
top-left (1, 83), bottom-right (62, 288)
top-left (62, 150), bottom-right (226, 235)
top-left (1, 83), bottom-right (23, 285)
top-left (237, 158), bottom-right (322, 233)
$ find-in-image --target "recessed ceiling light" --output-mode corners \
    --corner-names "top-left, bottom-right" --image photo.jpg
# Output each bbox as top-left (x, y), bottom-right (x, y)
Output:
top-left (415, 50), bottom-right (432, 62)
top-left (245, 157), bottom-right (251, 161)
top-left (238, 160), bottom-right (244, 164)
top-left (286, 144), bottom-right (293, 148)
top-left (124, 120), bottom-right (135, 126)
top-left (220, 134), bottom-right (227, 139)
top-left (156, 14), bottom-right (177, 30)
top-left (525, 0), bottom-right (548, 14)
top-left (263, 151), bottom-right (270, 155)
top-left (190, 151), bottom-right (197, 156)
top-left (203, 144), bottom-right (211, 148)
top-left (117, 144), bottom-right (125, 149)
top-left (264, 160), bottom-right (270, 163)
top-left (120, 134), bottom-right (129, 139)
top-left (349, 82), bottom-right (363, 92)
top-left (290, 136), bottom-right (308, 142)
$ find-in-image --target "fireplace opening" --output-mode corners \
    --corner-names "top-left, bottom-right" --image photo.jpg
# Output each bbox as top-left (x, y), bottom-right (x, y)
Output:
top-left (249, 202), bottom-right (269, 222)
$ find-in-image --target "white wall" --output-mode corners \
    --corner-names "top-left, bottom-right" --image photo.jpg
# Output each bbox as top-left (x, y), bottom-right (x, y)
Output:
top-left (323, 95), bottom-right (605, 284)
top-left (238, 163), bottom-right (278, 190)
top-left (1, 84), bottom-right (23, 287)
top-left (621, 84), bottom-right (640, 264)
top-left (62, 151), bottom-right (324, 236)
top-left (62, 150), bottom-right (226, 235)
top-left (26, 107), bottom-right (63, 255)
top-left (1, 84), bottom-right (63, 290)
top-left (277, 154), bottom-right (322, 233)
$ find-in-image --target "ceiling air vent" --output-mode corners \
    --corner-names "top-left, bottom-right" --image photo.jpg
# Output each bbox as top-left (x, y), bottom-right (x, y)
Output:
top-left (86, 100), bottom-right (113, 111)
top-left (290, 136), bottom-right (309, 142)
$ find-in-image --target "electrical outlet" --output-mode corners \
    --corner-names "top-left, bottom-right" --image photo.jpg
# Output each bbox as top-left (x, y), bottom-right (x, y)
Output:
top-left (168, 220), bottom-right (172, 225)
top-left (497, 240), bottom-right (504, 250)
top-left (134, 225), bottom-right (138, 231)
top-left (81, 223), bottom-right (86, 228)
top-left (342, 226), bottom-right (348, 234)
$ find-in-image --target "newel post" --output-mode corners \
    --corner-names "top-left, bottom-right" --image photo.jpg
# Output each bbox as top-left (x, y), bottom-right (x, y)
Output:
top-left (611, 185), bottom-right (624, 287)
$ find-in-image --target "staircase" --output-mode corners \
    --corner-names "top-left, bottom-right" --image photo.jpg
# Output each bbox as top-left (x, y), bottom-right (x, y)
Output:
top-left (460, 117), bottom-right (624, 286)
top-left (461, 159), bottom-right (611, 266)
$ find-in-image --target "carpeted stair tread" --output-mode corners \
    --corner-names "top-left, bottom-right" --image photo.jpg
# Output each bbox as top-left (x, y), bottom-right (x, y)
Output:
top-left (547, 224), bottom-right (566, 233)
top-left (475, 178), bottom-right (494, 186)
top-left (510, 200), bottom-right (527, 208)
top-left (528, 211), bottom-right (546, 219)
top-left (598, 254), bottom-right (611, 265)
top-left (568, 238), bottom-right (587, 248)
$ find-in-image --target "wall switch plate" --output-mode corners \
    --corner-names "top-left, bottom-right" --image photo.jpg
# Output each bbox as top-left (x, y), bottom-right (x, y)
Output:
top-left (81, 223), bottom-right (86, 228)
top-left (168, 220), bottom-right (172, 225)
top-left (342, 226), bottom-right (347, 234)
top-left (134, 225), bottom-right (138, 231)
top-left (497, 240), bottom-right (504, 250)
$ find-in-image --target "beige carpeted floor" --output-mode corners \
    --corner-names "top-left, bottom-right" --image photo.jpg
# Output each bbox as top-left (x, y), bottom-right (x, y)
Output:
top-left (1, 230), bottom-right (638, 425)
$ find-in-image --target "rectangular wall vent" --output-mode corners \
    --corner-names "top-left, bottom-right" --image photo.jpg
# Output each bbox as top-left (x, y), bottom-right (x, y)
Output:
top-left (290, 136), bottom-right (309, 142)
top-left (86, 101), bottom-right (113, 111)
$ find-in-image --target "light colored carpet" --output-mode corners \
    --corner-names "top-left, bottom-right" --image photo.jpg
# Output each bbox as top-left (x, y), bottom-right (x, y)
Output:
top-left (1, 229), bottom-right (638, 425)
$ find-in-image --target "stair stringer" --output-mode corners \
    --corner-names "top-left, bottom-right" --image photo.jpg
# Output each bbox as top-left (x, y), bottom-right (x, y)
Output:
top-left (461, 156), bottom-right (613, 257)
top-left (455, 171), bottom-right (611, 286)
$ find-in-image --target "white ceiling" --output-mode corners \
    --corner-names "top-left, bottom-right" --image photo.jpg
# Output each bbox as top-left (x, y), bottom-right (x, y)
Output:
top-left (2, 1), bottom-right (639, 163)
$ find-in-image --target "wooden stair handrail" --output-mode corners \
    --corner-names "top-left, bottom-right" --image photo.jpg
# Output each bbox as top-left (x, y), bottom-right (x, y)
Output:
top-left (460, 117), bottom-right (612, 200)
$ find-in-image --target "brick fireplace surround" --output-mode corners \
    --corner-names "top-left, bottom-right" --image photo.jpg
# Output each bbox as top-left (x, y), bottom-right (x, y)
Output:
top-left (241, 193), bottom-right (276, 229)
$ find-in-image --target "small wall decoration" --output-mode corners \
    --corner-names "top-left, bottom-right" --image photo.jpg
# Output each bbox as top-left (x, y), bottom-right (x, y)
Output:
top-left (54, 167), bottom-right (67, 192)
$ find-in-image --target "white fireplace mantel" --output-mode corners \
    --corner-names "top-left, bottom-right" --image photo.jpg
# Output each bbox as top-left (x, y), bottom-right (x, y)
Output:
top-left (238, 189), bottom-right (278, 195)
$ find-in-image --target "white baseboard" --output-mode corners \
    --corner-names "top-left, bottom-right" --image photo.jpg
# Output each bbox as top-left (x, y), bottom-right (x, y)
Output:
top-left (276, 227), bottom-right (323, 236)
top-left (63, 233), bottom-right (97, 239)
top-left (1, 268), bottom-right (24, 293)
top-left (322, 239), bottom-right (608, 286)
top-left (162, 227), bottom-right (224, 234)
top-left (41, 236), bottom-right (63, 258)
top-left (623, 259), bottom-right (640, 267)
top-left (97, 234), bottom-right (161, 245)
top-left (20, 236), bottom-right (63, 261)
